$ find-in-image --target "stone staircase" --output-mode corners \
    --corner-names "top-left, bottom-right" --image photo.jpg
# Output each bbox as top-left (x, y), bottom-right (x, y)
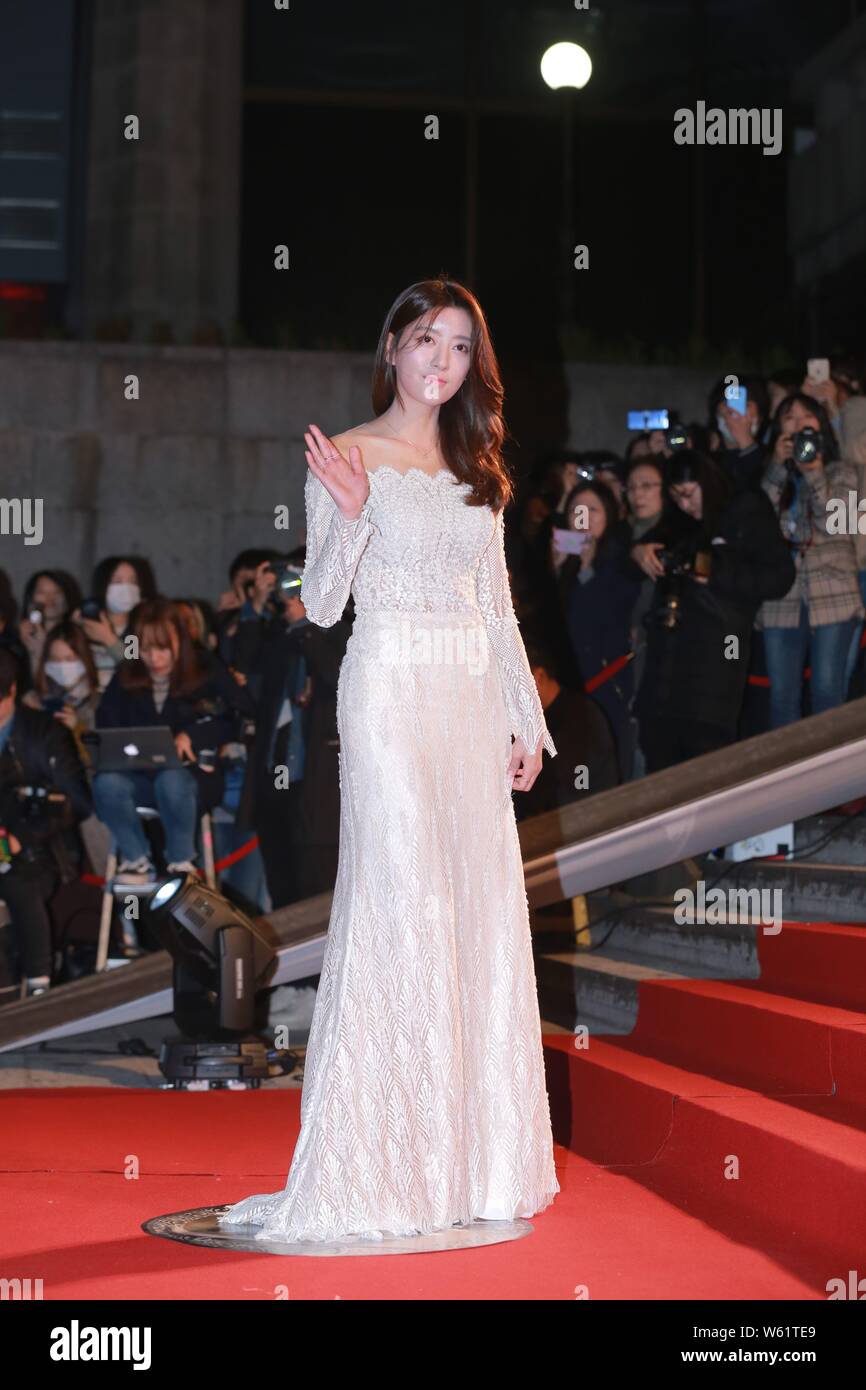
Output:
top-left (535, 812), bottom-right (866, 1035)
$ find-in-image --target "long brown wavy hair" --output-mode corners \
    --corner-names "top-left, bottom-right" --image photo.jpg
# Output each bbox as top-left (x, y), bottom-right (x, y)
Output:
top-left (371, 277), bottom-right (513, 511)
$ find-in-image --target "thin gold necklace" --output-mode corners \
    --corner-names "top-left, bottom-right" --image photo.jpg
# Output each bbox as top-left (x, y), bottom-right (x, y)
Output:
top-left (381, 415), bottom-right (440, 460)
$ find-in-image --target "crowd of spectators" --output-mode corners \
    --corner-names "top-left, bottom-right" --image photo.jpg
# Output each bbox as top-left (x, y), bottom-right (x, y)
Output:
top-left (1, 357), bottom-right (864, 997)
top-left (511, 360), bottom-right (866, 804)
top-left (0, 547), bottom-right (342, 997)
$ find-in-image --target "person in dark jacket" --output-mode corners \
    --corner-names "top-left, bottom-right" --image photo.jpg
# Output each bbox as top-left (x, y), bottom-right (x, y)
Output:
top-left (0, 648), bottom-right (93, 996)
top-left (633, 450), bottom-right (796, 770)
top-left (625, 455), bottom-right (699, 773)
top-left (231, 563), bottom-right (348, 906)
top-left (513, 640), bottom-right (619, 821)
top-left (0, 568), bottom-right (31, 695)
top-left (93, 599), bottom-right (253, 884)
top-left (556, 479), bottom-right (642, 780)
top-left (708, 373), bottom-right (770, 491)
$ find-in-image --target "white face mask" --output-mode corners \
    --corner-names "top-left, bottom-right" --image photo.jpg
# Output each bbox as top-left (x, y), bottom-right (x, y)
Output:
top-left (45, 659), bottom-right (87, 690)
top-left (105, 581), bottom-right (141, 614)
top-left (716, 414), bottom-right (737, 447)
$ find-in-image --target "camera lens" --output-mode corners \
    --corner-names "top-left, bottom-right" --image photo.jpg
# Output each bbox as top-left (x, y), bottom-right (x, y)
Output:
top-left (792, 427), bottom-right (820, 466)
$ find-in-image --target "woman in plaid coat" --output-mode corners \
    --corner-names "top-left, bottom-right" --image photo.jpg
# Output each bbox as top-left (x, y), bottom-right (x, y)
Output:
top-left (760, 394), bottom-right (864, 728)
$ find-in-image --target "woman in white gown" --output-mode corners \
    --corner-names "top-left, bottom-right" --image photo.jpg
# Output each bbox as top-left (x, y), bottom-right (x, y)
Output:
top-left (218, 278), bottom-right (560, 1243)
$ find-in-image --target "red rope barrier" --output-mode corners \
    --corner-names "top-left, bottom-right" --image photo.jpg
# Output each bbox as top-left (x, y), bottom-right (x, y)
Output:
top-left (584, 652), bottom-right (632, 693)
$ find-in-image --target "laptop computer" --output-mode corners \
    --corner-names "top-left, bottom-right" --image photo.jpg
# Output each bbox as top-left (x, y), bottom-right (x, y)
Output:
top-left (88, 726), bottom-right (183, 773)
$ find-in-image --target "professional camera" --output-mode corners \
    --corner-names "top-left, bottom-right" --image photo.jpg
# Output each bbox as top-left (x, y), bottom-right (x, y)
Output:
top-left (790, 427), bottom-right (821, 467)
top-left (265, 559), bottom-right (303, 608)
top-left (645, 540), bottom-right (698, 632)
top-left (1, 784), bottom-right (72, 845)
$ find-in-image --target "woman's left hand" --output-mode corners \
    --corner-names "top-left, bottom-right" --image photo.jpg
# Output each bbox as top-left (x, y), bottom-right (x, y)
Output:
top-left (508, 736), bottom-right (543, 792)
top-left (174, 731), bottom-right (197, 764)
top-left (53, 705), bottom-right (77, 729)
top-left (78, 610), bottom-right (116, 647)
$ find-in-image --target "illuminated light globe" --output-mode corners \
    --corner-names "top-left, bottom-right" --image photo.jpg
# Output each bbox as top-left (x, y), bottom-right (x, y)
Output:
top-left (540, 42), bottom-right (593, 91)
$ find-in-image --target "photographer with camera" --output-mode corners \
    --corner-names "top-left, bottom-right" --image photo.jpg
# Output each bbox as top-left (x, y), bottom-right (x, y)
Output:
top-left (213, 548), bottom-right (287, 667)
top-left (760, 394), bottom-right (863, 728)
top-left (0, 649), bottom-right (93, 998)
top-left (230, 557), bottom-right (348, 905)
top-left (555, 479), bottom-right (641, 780)
top-left (634, 450), bottom-right (795, 771)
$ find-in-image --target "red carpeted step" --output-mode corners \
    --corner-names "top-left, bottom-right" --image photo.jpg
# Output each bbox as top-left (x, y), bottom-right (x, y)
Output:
top-left (749, 920), bottom-right (866, 1011)
top-left (613, 976), bottom-right (866, 1108)
top-left (542, 1033), bottom-right (866, 1268)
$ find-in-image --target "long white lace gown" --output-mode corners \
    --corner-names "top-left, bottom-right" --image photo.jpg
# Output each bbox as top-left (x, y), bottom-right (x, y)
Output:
top-left (218, 463), bottom-right (560, 1242)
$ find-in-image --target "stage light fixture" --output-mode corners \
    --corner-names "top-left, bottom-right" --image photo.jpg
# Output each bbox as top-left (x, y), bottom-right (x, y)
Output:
top-left (147, 872), bottom-right (279, 1088)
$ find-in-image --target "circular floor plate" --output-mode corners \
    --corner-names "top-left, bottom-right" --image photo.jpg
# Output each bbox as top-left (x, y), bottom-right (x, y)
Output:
top-left (143, 1205), bottom-right (534, 1256)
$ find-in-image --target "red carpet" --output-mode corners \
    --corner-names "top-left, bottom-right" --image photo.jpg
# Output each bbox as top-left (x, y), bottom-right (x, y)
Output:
top-left (2, 919), bottom-right (864, 1299)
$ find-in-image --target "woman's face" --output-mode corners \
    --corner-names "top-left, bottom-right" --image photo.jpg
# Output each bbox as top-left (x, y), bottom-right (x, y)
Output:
top-left (629, 438), bottom-right (652, 461)
top-left (140, 627), bottom-right (177, 679)
top-left (387, 306), bottom-right (474, 408)
top-left (670, 480), bottom-right (703, 520)
top-left (626, 465), bottom-right (664, 519)
top-left (47, 638), bottom-right (76, 663)
top-left (33, 576), bottom-right (65, 619)
top-left (780, 401), bottom-right (821, 438)
top-left (111, 561), bottom-right (138, 586)
top-left (571, 490), bottom-right (607, 541)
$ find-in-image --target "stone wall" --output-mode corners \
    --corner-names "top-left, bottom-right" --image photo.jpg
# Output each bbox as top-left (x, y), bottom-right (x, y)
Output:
top-left (0, 341), bottom-right (721, 603)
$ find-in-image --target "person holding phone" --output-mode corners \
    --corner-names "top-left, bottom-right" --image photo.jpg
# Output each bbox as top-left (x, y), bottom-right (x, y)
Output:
top-left (707, 374), bottom-right (770, 490)
top-left (759, 394), bottom-right (863, 728)
top-left (17, 570), bottom-right (82, 679)
top-left (74, 555), bottom-right (158, 692)
top-left (801, 357), bottom-right (863, 437)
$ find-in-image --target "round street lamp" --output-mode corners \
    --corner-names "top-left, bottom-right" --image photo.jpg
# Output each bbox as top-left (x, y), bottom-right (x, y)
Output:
top-left (540, 41), bottom-right (593, 91)
top-left (541, 43), bottom-right (593, 347)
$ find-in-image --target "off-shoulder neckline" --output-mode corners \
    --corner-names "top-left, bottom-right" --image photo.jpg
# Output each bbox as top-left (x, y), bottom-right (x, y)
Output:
top-left (365, 465), bottom-right (459, 484)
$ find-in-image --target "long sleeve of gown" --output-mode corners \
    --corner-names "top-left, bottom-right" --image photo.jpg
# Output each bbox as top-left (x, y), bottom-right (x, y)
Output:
top-left (475, 508), bottom-right (557, 758)
top-left (301, 469), bottom-right (373, 627)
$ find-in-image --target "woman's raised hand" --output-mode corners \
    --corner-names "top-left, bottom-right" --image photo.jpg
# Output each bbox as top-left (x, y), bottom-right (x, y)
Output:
top-left (305, 423), bottom-right (370, 521)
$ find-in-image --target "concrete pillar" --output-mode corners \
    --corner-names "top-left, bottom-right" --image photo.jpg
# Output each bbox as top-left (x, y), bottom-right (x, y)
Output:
top-left (82, 0), bottom-right (242, 342)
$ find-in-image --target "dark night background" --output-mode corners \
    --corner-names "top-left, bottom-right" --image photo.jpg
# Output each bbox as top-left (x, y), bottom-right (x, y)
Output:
top-left (239, 0), bottom-right (860, 362)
